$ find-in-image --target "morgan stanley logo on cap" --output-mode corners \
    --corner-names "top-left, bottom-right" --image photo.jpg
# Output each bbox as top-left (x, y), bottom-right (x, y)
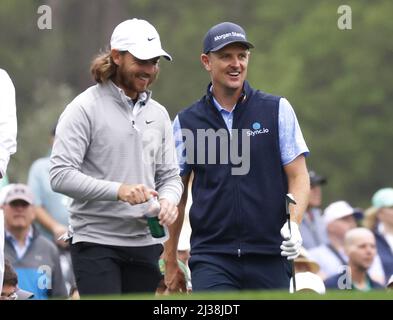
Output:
top-left (110, 18), bottom-right (172, 61)
top-left (203, 22), bottom-right (254, 54)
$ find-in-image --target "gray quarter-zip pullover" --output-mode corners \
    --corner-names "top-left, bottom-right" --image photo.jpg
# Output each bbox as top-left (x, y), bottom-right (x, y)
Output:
top-left (50, 81), bottom-right (182, 246)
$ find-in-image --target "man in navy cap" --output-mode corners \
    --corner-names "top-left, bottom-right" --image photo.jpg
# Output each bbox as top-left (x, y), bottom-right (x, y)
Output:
top-left (165, 22), bottom-right (310, 291)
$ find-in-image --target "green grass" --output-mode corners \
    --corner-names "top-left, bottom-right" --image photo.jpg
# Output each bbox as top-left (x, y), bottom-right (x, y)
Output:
top-left (85, 289), bottom-right (393, 300)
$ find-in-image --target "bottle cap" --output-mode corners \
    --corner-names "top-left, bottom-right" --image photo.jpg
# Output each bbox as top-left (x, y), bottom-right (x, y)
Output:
top-left (145, 197), bottom-right (160, 217)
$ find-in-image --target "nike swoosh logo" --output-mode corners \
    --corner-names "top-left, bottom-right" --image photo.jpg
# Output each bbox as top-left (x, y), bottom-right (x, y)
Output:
top-left (147, 37), bottom-right (155, 41)
top-left (145, 120), bottom-right (155, 124)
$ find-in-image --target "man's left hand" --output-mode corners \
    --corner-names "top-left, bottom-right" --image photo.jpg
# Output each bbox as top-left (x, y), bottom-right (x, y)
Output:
top-left (158, 198), bottom-right (178, 226)
top-left (280, 221), bottom-right (302, 260)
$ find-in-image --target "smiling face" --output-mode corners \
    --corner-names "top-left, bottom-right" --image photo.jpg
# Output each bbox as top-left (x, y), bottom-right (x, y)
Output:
top-left (201, 43), bottom-right (249, 96)
top-left (3, 199), bottom-right (35, 232)
top-left (112, 50), bottom-right (160, 99)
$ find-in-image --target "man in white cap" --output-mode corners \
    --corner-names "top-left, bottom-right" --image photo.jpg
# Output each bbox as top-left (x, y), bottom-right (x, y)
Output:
top-left (3, 184), bottom-right (67, 299)
top-left (50, 19), bottom-right (183, 296)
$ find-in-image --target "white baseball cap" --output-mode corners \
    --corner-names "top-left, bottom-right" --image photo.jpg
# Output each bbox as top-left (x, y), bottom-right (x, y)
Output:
top-left (323, 200), bottom-right (363, 226)
top-left (289, 272), bottom-right (326, 294)
top-left (110, 19), bottom-right (172, 61)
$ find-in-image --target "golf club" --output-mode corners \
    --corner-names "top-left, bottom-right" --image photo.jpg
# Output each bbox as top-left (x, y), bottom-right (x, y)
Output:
top-left (285, 193), bottom-right (297, 292)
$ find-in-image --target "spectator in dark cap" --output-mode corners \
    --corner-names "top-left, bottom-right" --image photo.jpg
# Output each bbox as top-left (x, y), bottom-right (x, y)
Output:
top-left (300, 170), bottom-right (328, 249)
top-left (309, 170), bottom-right (327, 186)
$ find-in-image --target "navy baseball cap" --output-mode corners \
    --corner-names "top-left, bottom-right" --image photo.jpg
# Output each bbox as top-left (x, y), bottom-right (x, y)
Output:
top-left (309, 170), bottom-right (327, 186)
top-left (203, 22), bottom-right (254, 54)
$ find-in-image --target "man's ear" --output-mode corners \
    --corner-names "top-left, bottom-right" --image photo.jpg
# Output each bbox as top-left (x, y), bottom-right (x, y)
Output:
top-left (111, 49), bottom-right (122, 66)
top-left (200, 54), bottom-right (211, 71)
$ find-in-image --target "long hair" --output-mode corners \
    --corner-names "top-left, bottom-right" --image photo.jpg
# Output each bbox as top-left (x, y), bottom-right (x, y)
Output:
top-left (90, 50), bottom-right (118, 83)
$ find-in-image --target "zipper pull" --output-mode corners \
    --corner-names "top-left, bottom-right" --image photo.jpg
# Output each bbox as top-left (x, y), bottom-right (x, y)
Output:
top-left (131, 120), bottom-right (140, 132)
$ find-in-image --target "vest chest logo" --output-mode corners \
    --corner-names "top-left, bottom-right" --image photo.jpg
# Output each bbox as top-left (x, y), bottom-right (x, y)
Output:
top-left (246, 122), bottom-right (269, 137)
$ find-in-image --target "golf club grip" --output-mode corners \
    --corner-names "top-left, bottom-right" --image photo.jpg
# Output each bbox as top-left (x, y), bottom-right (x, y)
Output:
top-left (291, 260), bottom-right (296, 291)
top-left (287, 215), bottom-right (296, 292)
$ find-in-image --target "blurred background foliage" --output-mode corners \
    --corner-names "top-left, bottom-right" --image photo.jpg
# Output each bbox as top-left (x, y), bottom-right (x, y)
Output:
top-left (0, 0), bottom-right (392, 208)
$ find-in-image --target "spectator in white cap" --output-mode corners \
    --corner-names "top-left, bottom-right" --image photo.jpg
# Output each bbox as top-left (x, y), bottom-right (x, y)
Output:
top-left (3, 184), bottom-right (67, 299)
top-left (50, 18), bottom-right (183, 297)
top-left (309, 201), bottom-right (385, 284)
top-left (364, 187), bottom-right (393, 284)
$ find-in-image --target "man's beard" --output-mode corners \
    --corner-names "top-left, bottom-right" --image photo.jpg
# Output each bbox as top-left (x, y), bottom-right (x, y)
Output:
top-left (118, 66), bottom-right (158, 95)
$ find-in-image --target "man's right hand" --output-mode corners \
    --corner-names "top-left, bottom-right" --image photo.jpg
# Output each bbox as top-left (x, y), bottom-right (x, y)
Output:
top-left (53, 223), bottom-right (69, 249)
top-left (117, 184), bottom-right (158, 205)
top-left (280, 221), bottom-right (302, 260)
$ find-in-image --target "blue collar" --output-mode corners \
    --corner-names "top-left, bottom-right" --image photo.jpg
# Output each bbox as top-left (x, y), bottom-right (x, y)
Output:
top-left (206, 81), bottom-right (250, 110)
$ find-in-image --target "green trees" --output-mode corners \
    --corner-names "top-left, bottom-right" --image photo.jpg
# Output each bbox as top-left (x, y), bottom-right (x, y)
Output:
top-left (1, 0), bottom-right (392, 207)
top-left (248, 1), bottom-right (393, 206)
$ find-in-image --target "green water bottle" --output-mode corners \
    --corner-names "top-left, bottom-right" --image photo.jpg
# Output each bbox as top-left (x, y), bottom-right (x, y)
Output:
top-left (145, 198), bottom-right (166, 239)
